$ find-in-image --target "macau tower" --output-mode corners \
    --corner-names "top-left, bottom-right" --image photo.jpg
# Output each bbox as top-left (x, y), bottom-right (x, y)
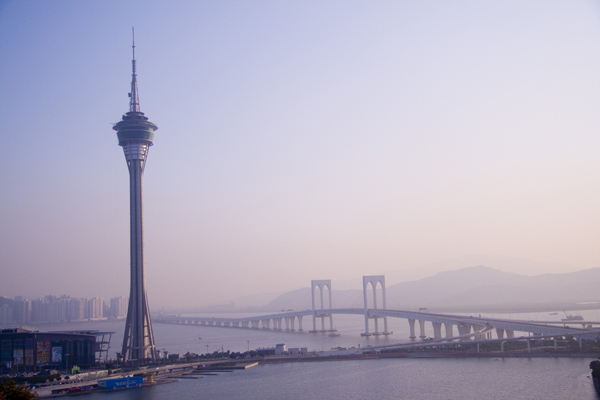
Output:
top-left (113, 33), bottom-right (157, 362)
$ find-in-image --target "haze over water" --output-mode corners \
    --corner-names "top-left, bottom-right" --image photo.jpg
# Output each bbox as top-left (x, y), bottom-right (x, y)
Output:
top-left (44, 310), bottom-right (600, 399)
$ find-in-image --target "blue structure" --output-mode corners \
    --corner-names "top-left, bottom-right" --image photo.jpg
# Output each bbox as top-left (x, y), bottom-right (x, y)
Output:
top-left (98, 376), bottom-right (143, 390)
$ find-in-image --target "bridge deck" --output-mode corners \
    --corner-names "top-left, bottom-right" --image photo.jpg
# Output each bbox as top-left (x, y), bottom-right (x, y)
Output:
top-left (155, 308), bottom-right (600, 338)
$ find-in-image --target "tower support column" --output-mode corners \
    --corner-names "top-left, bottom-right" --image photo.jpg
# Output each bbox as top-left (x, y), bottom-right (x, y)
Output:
top-left (120, 144), bottom-right (156, 362)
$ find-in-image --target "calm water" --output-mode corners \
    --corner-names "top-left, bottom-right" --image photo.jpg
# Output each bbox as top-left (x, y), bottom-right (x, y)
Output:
top-left (35, 309), bottom-right (600, 399)
top-left (84, 358), bottom-right (597, 400)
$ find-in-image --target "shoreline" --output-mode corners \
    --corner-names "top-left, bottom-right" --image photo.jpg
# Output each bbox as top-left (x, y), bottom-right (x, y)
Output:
top-left (29, 352), bottom-right (599, 397)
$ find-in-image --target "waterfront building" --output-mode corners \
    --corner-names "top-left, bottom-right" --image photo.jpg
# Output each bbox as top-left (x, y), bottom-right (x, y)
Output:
top-left (256, 343), bottom-right (288, 356)
top-left (109, 296), bottom-right (128, 319)
top-left (0, 295), bottom-right (132, 325)
top-left (113, 33), bottom-right (158, 362)
top-left (68, 298), bottom-right (86, 321)
top-left (31, 299), bottom-right (45, 323)
top-left (0, 327), bottom-right (110, 374)
top-left (16, 300), bottom-right (32, 325)
top-left (85, 297), bottom-right (104, 319)
top-left (46, 295), bottom-right (68, 322)
top-left (0, 305), bottom-right (12, 326)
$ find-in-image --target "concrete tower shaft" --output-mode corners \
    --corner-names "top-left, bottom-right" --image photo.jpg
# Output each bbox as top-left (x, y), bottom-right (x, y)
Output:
top-left (112, 35), bottom-right (157, 362)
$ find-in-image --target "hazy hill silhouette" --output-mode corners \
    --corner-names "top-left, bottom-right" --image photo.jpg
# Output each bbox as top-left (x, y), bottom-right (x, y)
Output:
top-left (263, 266), bottom-right (600, 312)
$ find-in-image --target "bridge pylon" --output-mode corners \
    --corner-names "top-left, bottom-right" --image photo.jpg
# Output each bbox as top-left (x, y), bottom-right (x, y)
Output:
top-left (361, 275), bottom-right (391, 336)
top-left (310, 280), bottom-right (335, 333)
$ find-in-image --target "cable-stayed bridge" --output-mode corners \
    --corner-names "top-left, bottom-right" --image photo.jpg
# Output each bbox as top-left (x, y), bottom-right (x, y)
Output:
top-left (155, 276), bottom-right (600, 344)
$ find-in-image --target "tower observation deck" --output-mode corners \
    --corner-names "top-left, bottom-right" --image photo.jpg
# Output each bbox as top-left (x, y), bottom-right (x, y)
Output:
top-left (113, 32), bottom-right (157, 362)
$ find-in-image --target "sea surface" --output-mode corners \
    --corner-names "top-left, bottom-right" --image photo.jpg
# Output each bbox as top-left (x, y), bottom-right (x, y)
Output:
top-left (84, 358), bottom-right (596, 400)
top-left (35, 309), bottom-right (600, 399)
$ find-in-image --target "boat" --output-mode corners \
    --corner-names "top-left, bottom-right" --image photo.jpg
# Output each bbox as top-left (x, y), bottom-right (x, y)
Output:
top-left (549, 312), bottom-right (558, 315)
top-left (561, 310), bottom-right (584, 321)
top-left (328, 333), bottom-right (340, 337)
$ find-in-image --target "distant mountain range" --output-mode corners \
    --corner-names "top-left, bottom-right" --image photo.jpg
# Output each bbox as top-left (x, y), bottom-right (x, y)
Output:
top-left (261, 266), bottom-right (600, 313)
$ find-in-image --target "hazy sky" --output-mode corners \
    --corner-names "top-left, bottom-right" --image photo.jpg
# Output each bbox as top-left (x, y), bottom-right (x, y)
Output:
top-left (1, 0), bottom-right (600, 307)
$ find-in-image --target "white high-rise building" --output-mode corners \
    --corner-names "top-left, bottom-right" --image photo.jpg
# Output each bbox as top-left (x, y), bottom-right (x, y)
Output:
top-left (86, 297), bottom-right (104, 319)
top-left (110, 297), bottom-right (128, 318)
top-left (68, 298), bottom-right (86, 321)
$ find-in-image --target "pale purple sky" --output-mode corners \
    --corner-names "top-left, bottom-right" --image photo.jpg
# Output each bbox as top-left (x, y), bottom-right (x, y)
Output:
top-left (1, 0), bottom-right (600, 307)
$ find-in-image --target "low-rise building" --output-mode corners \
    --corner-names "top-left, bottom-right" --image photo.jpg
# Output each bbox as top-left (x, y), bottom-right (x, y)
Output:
top-left (0, 327), bottom-right (112, 374)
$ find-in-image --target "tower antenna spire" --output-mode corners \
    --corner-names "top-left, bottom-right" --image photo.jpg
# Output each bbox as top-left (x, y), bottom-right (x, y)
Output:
top-left (129, 27), bottom-right (140, 112)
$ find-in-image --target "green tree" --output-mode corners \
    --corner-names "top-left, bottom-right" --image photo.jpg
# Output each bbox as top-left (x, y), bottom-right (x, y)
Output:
top-left (0, 381), bottom-right (37, 400)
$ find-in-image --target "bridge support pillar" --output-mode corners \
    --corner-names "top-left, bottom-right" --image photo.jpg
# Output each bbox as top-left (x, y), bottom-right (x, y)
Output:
top-left (496, 328), bottom-right (505, 339)
top-left (251, 321), bottom-right (259, 329)
top-left (317, 314), bottom-right (332, 332)
top-left (285, 317), bottom-right (290, 331)
top-left (311, 280), bottom-right (333, 333)
top-left (457, 324), bottom-right (471, 340)
top-left (444, 323), bottom-right (453, 339)
top-left (432, 322), bottom-right (442, 339)
top-left (418, 320), bottom-right (426, 340)
top-left (408, 319), bottom-right (416, 340)
top-left (298, 316), bottom-right (304, 332)
top-left (506, 330), bottom-right (515, 338)
top-left (362, 275), bottom-right (387, 336)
